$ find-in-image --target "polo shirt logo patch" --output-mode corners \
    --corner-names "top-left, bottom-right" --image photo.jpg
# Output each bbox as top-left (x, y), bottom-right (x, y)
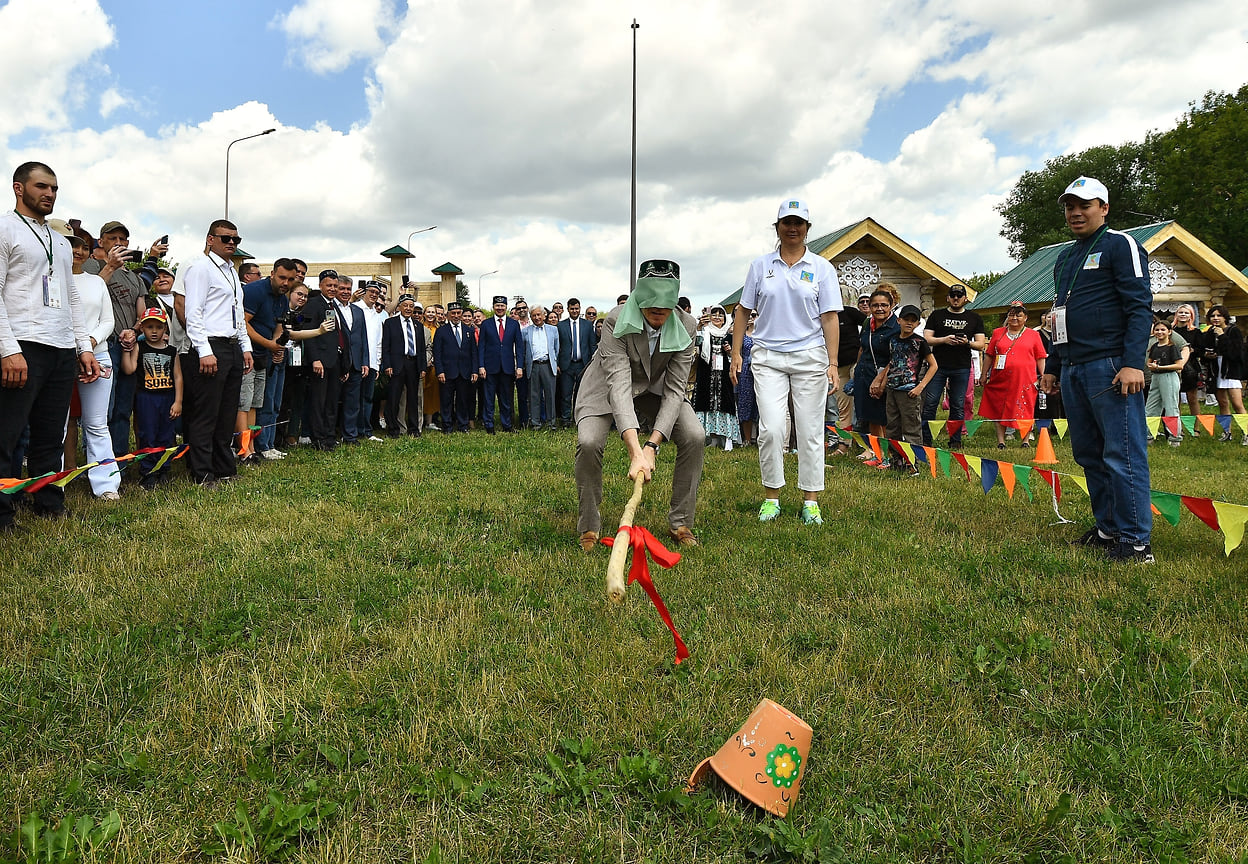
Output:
top-left (800, 271), bottom-right (814, 283)
top-left (1083, 253), bottom-right (1101, 269)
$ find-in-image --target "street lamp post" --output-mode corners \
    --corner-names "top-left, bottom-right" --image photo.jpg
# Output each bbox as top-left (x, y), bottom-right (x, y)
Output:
top-left (630, 18), bottom-right (639, 292)
top-left (477, 270), bottom-right (499, 309)
top-left (406, 226), bottom-right (437, 279)
top-left (224, 128), bottom-right (276, 219)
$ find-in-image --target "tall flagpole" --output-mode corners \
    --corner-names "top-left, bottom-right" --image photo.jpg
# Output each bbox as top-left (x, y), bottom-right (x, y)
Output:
top-left (630, 18), bottom-right (639, 292)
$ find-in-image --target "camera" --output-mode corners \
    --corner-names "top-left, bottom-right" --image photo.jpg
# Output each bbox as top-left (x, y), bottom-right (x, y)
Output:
top-left (119, 248), bottom-right (144, 263)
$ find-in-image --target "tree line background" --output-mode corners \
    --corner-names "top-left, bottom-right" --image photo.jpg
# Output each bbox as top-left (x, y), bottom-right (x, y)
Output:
top-left (995, 83), bottom-right (1248, 269)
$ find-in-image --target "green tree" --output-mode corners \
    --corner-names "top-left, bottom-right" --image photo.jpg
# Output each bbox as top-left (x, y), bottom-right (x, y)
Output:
top-left (1146, 84), bottom-right (1248, 269)
top-left (962, 271), bottom-right (1005, 296)
top-left (455, 278), bottom-right (470, 309)
top-left (996, 143), bottom-right (1154, 261)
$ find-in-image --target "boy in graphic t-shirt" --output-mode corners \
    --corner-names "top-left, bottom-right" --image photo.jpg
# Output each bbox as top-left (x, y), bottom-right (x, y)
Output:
top-left (877, 305), bottom-right (937, 473)
top-left (122, 307), bottom-right (183, 489)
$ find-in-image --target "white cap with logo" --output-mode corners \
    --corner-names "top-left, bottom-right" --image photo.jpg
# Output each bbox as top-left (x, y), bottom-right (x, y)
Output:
top-left (776, 198), bottom-right (811, 223)
top-left (1058, 176), bottom-right (1109, 204)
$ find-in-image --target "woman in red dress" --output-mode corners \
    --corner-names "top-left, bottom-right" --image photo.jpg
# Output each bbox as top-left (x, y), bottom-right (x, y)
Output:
top-left (979, 301), bottom-right (1047, 449)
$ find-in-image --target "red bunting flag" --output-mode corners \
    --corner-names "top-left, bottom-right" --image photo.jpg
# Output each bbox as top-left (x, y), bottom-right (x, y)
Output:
top-left (1181, 496), bottom-right (1221, 531)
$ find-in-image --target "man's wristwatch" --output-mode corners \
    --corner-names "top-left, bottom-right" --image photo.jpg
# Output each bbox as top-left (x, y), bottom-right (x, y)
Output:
top-left (644, 441), bottom-right (661, 454)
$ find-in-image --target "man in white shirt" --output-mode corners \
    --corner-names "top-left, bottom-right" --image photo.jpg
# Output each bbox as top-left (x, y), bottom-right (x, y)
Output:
top-left (522, 304), bottom-right (560, 430)
top-left (354, 280), bottom-right (386, 441)
top-left (0, 162), bottom-right (100, 529)
top-left (181, 219), bottom-right (254, 485)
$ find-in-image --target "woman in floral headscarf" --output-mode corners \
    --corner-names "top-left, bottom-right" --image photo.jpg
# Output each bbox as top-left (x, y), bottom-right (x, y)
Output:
top-left (694, 305), bottom-right (739, 449)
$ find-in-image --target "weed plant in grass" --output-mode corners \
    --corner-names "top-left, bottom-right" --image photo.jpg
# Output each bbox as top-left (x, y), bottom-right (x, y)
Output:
top-left (2, 429), bottom-right (1247, 862)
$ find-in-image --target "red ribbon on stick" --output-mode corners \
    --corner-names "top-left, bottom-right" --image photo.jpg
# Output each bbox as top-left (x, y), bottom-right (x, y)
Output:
top-left (602, 525), bottom-right (690, 664)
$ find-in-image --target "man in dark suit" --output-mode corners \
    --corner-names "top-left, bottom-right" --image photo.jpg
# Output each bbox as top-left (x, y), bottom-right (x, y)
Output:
top-left (381, 293), bottom-right (426, 437)
top-left (302, 270), bottom-right (344, 451)
top-left (558, 296), bottom-right (596, 426)
top-left (575, 260), bottom-right (703, 551)
top-left (476, 294), bottom-right (524, 433)
top-left (332, 276), bottom-right (369, 444)
top-left (433, 302), bottom-right (479, 433)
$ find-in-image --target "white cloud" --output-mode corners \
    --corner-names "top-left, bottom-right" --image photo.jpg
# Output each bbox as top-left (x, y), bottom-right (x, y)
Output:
top-left (0, 0), bottom-right (112, 134)
top-left (99, 88), bottom-right (131, 119)
top-left (275, 0), bottom-right (396, 74)
top-left (4, 0), bottom-right (1247, 315)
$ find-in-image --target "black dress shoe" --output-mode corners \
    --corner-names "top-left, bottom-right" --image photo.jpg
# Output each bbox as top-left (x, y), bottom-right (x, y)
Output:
top-left (486, 427), bottom-right (496, 434)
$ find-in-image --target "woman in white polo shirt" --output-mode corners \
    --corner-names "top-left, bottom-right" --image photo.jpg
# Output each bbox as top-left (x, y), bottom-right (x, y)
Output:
top-left (731, 199), bottom-right (843, 526)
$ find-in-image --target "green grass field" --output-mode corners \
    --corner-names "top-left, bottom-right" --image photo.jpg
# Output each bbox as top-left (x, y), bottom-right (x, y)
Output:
top-left (3, 427), bottom-right (1247, 863)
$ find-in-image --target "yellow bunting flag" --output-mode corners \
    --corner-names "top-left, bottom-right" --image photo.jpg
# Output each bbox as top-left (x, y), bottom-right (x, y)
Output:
top-left (1066, 474), bottom-right (1089, 497)
top-left (1234, 415), bottom-right (1248, 435)
top-left (898, 442), bottom-right (916, 465)
top-left (964, 454), bottom-right (983, 478)
top-left (1052, 419), bottom-right (1068, 439)
top-left (1212, 502), bottom-right (1248, 556)
top-left (927, 421), bottom-right (944, 440)
top-left (51, 464), bottom-right (95, 488)
top-left (1146, 417), bottom-right (1161, 436)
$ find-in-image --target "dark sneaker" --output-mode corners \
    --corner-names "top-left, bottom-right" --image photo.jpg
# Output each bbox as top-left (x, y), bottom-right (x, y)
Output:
top-left (1073, 527), bottom-right (1116, 549)
top-left (1108, 541), bottom-right (1154, 564)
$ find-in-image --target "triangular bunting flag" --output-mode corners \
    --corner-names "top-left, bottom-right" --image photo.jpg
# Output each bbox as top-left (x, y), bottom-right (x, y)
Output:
top-left (1216, 414), bottom-right (1232, 434)
top-left (1012, 464), bottom-right (1033, 501)
top-left (952, 451), bottom-right (971, 480)
top-left (927, 421), bottom-right (943, 440)
top-left (922, 446), bottom-right (938, 477)
top-left (51, 465), bottom-right (94, 489)
top-left (1016, 420), bottom-right (1033, 442)
top-left (149, 447), bottom-right (178, 473)
top-left (1145, 416), bottom-right (1161, 436)
top-left (1000, 461), bottom-right (1016, 498)
top-left (23, 471), bottom-right (70, 494)
top-left (1161, 416), bottom-right (1180, 437)
top-left (1150, 491), bottom-right (1182, 527)
top-left (1035, 469), bottom-right (1061, 501)
top-left (979, 458), bottom-right (998, 494)
top-left (1066, 474), bottom-right (1088, 497)
top-left (867, 434), bottom-right (883, 460)
top-left (1212, 502), bottom-right (1248, 555)
top-left (964, 419), bottom-right (983, 438)
top-left (1197, 414), bottom-right (1216, 437)
top-left (1180, 415), bottom-right (1196, 435)
top-left (1234, 415), bottom-right (1248, 434)
top-left (1052, 419), bottom-right (1068, 439)
top-left (947, 419), bottom-right (964, 437)
top-left (1182, 496), bottom-right (1221, 531)
top-left (937, 449), bottom-right (953, 477)
top-left (964, 454), bottom-right (983, 478)
top-left (898, 442), bottom-right (916, 466)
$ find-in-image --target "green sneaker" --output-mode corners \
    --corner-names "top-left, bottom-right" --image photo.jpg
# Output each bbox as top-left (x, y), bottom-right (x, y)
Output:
top-left (800, 502), bottom-right (823, 526)
top-left (758, 500), bottom-right (781, 522)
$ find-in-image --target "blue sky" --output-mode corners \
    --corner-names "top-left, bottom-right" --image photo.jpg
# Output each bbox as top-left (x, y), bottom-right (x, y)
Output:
top-left (3, 0), bottom-right (1246, 312)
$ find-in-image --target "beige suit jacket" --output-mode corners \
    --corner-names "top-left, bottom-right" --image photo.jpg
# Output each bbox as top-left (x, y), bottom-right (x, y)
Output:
top-left (573, 306), bottom-right (698, 440)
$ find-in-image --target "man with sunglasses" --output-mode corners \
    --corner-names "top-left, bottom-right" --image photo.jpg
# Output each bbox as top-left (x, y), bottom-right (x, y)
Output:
top-left (921, 284), bottom-right (986, 449)
top-left (181, 220), bottom-right (253, 484)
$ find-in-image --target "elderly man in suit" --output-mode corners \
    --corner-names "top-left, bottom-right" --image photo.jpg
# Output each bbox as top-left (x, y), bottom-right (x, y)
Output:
top-left (522, 304), bottom-right (560, 430)
top-left (433, 302), bottom-right (479, 433)
top-left (558, 296), bottom-right (596, 427)
top-left (574, 259), bottom-right (703, 552)
top-left (381, 293), bottom-right (426, 437)
top-left (477, 294), bottom-right (524, 433)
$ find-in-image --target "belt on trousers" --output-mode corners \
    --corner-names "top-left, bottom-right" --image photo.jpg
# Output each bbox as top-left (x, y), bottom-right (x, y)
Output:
top-left (534, 358), bottom-right (550, 365)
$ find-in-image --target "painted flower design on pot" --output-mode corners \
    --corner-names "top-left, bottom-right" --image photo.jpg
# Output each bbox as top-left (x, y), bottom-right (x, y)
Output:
top-left (765, 743), bottom-right (801, 789)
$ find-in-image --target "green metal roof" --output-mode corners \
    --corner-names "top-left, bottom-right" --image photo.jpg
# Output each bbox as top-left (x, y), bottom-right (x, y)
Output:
top-left (380, 245), bottom-right (410, 257)
top-left (969, 222), bottom-right (1171, 311)
top-left (431, 262), bottom-right (463, 275)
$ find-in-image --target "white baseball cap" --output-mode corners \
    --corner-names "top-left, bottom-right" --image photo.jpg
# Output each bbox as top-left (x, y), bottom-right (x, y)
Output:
top-left (1058, 176), bottom-right (1109, 204)
top-left (776, 198), bottom-right (811, 223)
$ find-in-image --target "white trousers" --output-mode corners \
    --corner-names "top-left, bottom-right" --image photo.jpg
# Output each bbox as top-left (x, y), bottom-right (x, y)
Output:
top-left (78, 358), bottom-right (119, 495)
top-left (752, 345), bottom-right (828, 492)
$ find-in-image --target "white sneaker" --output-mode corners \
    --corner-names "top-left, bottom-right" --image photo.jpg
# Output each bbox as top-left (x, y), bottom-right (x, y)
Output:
top-left (261, 449), bottom-right (286, 460)
top-left (298, 436), bottom-right (312, 445)
top-left (368, 435), bottom-right (384, 442)
top-left (97, 490), bottom-right (121, 501)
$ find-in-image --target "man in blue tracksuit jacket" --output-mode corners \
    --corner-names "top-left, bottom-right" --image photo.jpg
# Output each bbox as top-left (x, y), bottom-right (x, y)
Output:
top-left (1041, 176), bottom-right (1154, 563)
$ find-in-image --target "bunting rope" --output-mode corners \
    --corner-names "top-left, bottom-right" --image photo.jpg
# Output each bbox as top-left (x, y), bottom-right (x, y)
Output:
top-left (924, 413), bottom-right (1248, 442)
top-left (842, 430), bottom-right (1248, 557)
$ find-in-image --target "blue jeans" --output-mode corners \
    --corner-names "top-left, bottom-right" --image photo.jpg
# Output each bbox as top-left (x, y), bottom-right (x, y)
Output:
top-left (107, 339), bottom-right (138, 456)
top-left (256, 361), bottom-right (286, 452)
top-left (921, 367), bottom-right (970, 445)
top-left (1063, 356), bottom-right (1152, 545)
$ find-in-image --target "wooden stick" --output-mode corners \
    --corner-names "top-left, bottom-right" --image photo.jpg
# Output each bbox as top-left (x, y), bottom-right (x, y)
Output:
top-left (606, 473), bottom-right (646, 603)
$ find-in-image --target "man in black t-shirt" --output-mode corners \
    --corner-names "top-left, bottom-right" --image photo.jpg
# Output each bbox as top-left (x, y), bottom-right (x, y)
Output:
top-left (921, 284), bottom-right (985, 447)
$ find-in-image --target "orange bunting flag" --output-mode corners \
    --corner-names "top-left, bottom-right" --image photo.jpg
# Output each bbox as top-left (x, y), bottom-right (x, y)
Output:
top-left (1197, 414), bottom-right (1216, 437)
top-left (868, 434), bottom-right (883, 460)
top-left (1016, 420), bottom-right (1033, 442)
top-left (1000, 461), bottom-right (1016, 498)
top-left (923, 446), bottom-right (938, 477)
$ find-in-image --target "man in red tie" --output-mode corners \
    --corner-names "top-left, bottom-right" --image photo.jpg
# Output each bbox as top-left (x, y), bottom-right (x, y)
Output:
top-left (477, 294), bottom-right (524, 433)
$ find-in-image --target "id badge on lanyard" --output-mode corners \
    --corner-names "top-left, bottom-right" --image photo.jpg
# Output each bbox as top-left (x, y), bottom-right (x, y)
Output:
top-left (1051, 307), bottom-right (1068, 345)
top-left (43, 269), bottom-right (63, 309)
